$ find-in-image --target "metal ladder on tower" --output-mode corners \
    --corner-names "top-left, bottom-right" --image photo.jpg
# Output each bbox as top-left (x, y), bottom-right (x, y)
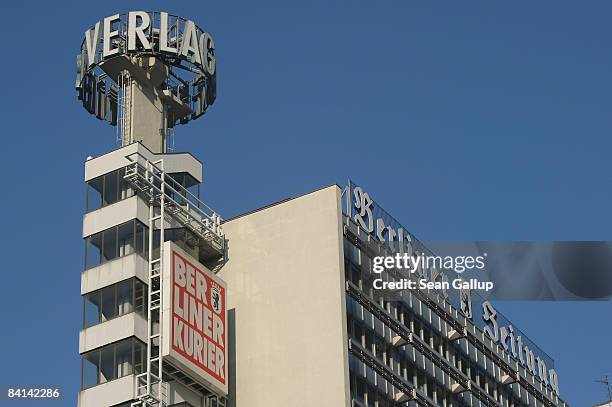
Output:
top-left (117, 71), bottom-right (132, 147)
top-left (133, 158), bottom-right (168, 407)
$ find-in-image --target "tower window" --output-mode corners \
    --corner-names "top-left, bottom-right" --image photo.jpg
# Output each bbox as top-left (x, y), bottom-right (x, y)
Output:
top-left (84, 220), bottom-right (148, 269)
top-left (81, 338), bottom-right (146, 389)
top-left (86, 168), bottom-right (135, 212)
top-left (83, 278), bottom-right (147, 328)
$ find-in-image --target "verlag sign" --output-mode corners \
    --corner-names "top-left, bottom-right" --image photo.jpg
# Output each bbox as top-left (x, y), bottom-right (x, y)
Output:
top-left (81, 11), bottom-right (216, 76)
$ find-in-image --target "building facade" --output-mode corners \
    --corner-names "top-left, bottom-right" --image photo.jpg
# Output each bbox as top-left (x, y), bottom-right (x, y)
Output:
top-left (78, 143), bottom-right (227, 407)
top-left (75, 10), bottom-right (570, 407)
top-left (218, 184), bottom-right (569, 407)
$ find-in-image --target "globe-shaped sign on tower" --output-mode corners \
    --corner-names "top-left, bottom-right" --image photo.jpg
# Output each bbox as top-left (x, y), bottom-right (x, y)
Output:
top-left (76, 11), bottom-right (217, 153)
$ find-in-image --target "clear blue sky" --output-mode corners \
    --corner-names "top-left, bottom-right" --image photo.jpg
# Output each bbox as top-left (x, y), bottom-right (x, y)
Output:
top-left (0, 1), bottom-right (610, 405)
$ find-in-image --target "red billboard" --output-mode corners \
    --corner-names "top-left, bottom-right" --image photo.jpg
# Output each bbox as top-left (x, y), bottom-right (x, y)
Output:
top-left (162, 242), bottom-right (228, 395)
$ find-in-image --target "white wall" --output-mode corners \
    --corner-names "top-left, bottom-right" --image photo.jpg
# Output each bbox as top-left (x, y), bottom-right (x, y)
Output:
top-left (81, 253), bottom-right (148, 295)
top-left (80, 313), bottom-right (147, 354)
top-left (78, 375), bottom-right (134, 407)
top-left (84, 142), bottom-right (203, 183)
top-left (218, 185), bottom-right (350, 407)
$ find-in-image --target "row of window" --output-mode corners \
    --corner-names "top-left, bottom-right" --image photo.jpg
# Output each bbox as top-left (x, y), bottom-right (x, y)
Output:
top-left (84, 220), bottom-right (148, 269)
top-left (349, 355), bottom-right (464, 407)
top-left (86, 168), bottom-right (135, 212)
top-left (343, 240), bottom-right (534, 407)
top-left (85, 168), bottom-right (201, 214)
top-left (83, 278), bottom-right (147, 328)
top-left (348, 309), bottom-right (517, 406)
top-left (81, 338), bottom-right (146, 389)
top-left (84, 220), bottom-right (205, 271)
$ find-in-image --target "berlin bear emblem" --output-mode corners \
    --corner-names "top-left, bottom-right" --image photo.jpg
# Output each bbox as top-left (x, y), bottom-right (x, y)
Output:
top-left (211, 283), bottom-right (222, 314)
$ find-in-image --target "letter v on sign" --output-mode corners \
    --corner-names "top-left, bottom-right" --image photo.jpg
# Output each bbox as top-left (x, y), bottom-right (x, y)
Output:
top-left (84, 22), bottom-right (100, 67)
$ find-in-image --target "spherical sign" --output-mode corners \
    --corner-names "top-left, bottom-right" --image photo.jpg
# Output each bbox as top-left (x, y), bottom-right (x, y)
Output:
top-left (76, 11), bottom-right (217, 127)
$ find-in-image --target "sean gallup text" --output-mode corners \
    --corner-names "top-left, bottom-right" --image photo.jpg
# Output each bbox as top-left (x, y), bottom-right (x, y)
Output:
top-left (373, 277), bottom-right (494, 292)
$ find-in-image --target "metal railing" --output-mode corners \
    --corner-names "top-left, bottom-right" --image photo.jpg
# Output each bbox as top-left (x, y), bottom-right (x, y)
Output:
top-left (124, 151), bottom-right (225, 258)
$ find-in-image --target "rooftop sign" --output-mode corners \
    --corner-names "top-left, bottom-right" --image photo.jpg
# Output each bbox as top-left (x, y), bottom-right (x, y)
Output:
top-left (80, 11), bottom-right (215, 76)
top-left (76, 11), bottom-right (217, 128)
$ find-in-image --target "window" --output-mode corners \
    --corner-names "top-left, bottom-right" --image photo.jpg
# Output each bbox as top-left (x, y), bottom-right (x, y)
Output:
top-left (103, 172), bottom-right (119, 207)
top-left (102, 228), bottom-right (118, 262)
top-left (101, 286), bottom-right (116, 322)
top-left (82, 351), bottom-right (98, 388)
top-left (135, 222), bottom-right (147, 255)
top-left (99, 347), bottom-right (114, 383)
top-left (81, 339), bottom-right (146, 389)
top-left (85, 233), bottom-right (102, 269)
top-left (134, 280), bottom-right (146, 316)
top-left (86, 168), bottom-right (134, 212)
top-left (117, 280), bottom-right (134, 315)
top-left (84, 220), bottom-right (148, 269)
top-left (115, 340), bottom-right (133, 377)
top-left (86, 177), bottom-right (103, 212)
top-left (83, 279), bottom-right (147, 328)
top-left (165, 173), bottom-right (200, 208)
top-left (117, 222), bottom-right (135, 257)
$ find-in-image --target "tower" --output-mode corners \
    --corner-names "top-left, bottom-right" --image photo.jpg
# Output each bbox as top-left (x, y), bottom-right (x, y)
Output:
top-left (76, 11), bottom-right (227, 407)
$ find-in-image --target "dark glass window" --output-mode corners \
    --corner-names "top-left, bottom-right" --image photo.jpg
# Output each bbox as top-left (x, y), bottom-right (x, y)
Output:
top-left (83, 279), bottom-right (147, 328)
top-left (134, 280), bottom-right (146, 316)
top-left (99, 347), bottom-right (114, 383)
top-left (84, 220), bottom-right (148, 269)
top-left (82, 352), bottom-right (98, 388)
top-left (165, 173), bottom-right (200, 208)
top-left (100, 285), bottom-right (116, 322)
top-left (86, 177), bottom-right (103, 212)
top-left (117, 222), bottom-right (135, 257)
top-left (102, 228), bottom-right (118, 263)
top-left (86, 168), bottom-right (134, 212)
top-left (85, 233), bottom-right (102, 269)
top-left (103, 172), bottom-right (119, 206)
top-left (83, 293), bottom-right (100, 328)
top-left (115, 340), bottom-right (133, 377)
top-left (135, 222), bottom-right (147, 256)
top-left (117, 280), bottom-right (134, 315)
top-left (81, 339), bottom-right (145, 389)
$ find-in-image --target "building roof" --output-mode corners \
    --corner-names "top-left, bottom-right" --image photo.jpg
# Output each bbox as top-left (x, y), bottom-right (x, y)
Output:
top-left (223, 183), bottom-right (342, 223)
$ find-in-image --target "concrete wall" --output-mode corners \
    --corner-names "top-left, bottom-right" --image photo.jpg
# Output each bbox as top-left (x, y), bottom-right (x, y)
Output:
top-left (218, 185), bottom-right (350, 407)
top-left (84, 142), bottom-right (203, 183)
top-left (130, 81), bottom-right (165, 153)
top-left (79, 313), bottom-right (147, 353)
top-left (82, 196), bottom-right (149, 238)
top-left (78, 375), bottom-right (135, 407)
top-left (81, 253), bottom-right (148, 295)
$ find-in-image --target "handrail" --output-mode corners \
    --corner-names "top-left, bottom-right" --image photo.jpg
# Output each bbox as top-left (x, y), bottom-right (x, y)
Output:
top-left (123, 153), bottom-right (225, 250)
top-left (126, 151), bottom-right (220, 218)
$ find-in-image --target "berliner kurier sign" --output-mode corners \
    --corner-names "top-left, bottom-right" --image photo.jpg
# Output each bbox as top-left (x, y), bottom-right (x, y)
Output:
top-left (162, 242), bottom-right (228, 396)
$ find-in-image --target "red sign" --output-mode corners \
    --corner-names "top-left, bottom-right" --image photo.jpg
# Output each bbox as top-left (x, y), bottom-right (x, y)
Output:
top-left (169, 248), bottom-right (226, 390)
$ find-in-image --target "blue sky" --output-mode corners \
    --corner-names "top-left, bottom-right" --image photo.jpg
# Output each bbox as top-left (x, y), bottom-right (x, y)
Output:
top-left (0, 1), bottom-right (611, 405)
